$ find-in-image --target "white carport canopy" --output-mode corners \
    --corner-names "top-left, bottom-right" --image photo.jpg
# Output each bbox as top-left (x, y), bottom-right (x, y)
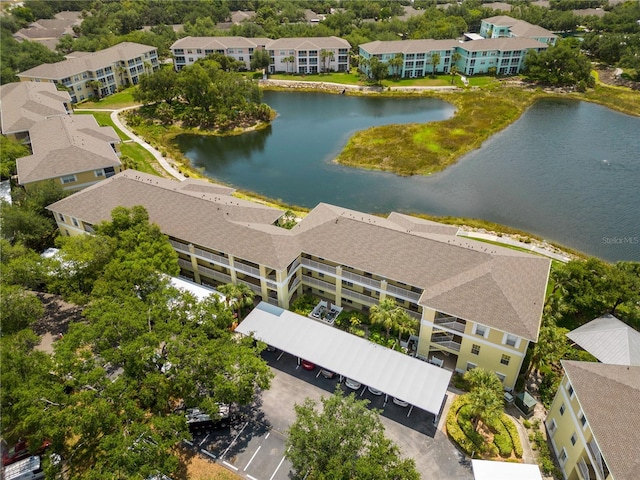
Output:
top-left (236, 302), bottom-right (452, 417)
top-left (471, 460), bottom-right (543, 480)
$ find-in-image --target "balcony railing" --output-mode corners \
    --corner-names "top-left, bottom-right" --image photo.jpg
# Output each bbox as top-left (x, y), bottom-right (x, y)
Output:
top-left (178, 258), bottom-right (192, 270)
top-left (342, 270), bottom-right (381, 290)
top-left (288, 257), bottom-right (301, 274)
top-left (169, 239), bottom-right (189, 253)
top-left (386, 284), bottom-right (421, 302)
top-left (301, 258), bottom-right (336, 275)
top-left (198, 265), bottom-right (232, 284)
top-left (434, 317), bottom-right (467, 333)
top-left (193, 246), bottom-right (229, 266)
top-left (289, 276), bottom-right (301, 292)
top-left (431, 334), bottom-right (461, 352)
top-left (588, 440), bottom-right (608, 479)
top-left (237, 278), bottom-right (262, 295)
top-left (302, 275), bottom-right (336, 293)
top-left (341, 288), bottom-right (375, 306)
top-left (234, 261), bottom-right (260, 277)
top-left (578, 458), bottom-right (595, 480)
top-left (401, 307), bottom-right (421, 320)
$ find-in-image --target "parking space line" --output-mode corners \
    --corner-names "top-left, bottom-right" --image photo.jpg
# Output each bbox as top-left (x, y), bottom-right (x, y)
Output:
top-left (247, 475), bottom-right (259, 480)
top-left (244, 445), bottom-right (262, 471)
top-left (200, 449), bottom-right (216, 460)
top-left (265, 432), bottom-right (270, 439)
top-left (269, 453), bottom-right (288, 480)
top-left (220, 421), bottom-right (249, 460)
top-left (199, 434), bottom-right (209, 446)
top-left (223, 460), bottom-right (238, 471)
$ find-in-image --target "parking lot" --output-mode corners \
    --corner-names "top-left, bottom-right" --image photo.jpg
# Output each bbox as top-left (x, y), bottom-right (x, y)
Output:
top-left (188, 349), bottom-right (473, 480)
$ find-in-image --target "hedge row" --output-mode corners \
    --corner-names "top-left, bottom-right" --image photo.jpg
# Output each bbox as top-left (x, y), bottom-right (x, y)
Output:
top-left (503, 414), bottom-right (523, 458)
top-left (446, 396), bottom-right (477, 456)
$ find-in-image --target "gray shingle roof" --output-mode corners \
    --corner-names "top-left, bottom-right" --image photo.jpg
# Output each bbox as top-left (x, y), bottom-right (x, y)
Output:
top-left (458, 37), bottom-right (548, 52)
top-left (47, 173), bottom-right (550, 340)
top-left (562, 361), bottom-right (640, 480)
top-left (16, 115), bottom-right (120, 185)
top-left (483, 15), bottom-right (557, 39)
top-left (567, 314), bottom-right (640, 366)
top-left (360, 39), bottom-right (459, 55)
top-left (171, 36), bottom-right (350, 52)
top-left (17, 42), bottom-right (157, 80)
top-left (0, 82), bottom-right (71, 135)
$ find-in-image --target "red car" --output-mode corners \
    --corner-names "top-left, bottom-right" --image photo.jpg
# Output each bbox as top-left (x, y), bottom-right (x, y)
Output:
top-left (301, 360), bottom-right (315, 370)
top-left (2, 438), bottom-right (51, 466)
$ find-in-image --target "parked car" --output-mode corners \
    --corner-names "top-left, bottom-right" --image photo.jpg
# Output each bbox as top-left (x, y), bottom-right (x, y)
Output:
top-left (3, 456), bottom-right (44, 480)
top-left (344, 378), bottom-right (362, 390)
top-left (301, 360), bottom-right (315, 370)
top-left (2, 438), bottom-right (51, 466)
top-left (185, 405), bottom-right (230, 434)
top-left (319, 369), bottom-right (335, 379)
top-left (392, 397), bottom-right (409, 407)
top-left (367, 386), bottom-right (383, 396)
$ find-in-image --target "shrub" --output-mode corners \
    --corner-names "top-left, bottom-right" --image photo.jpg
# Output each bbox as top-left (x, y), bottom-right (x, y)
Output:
top-left (502, 415), bottom-right (523, 458)
top-left (458, 405), bottom-right (485, 450)
top-left (446, 397), bottom-right (476, 456)
top-left (523, 419), bottom-right (532, 429)
top-left (290, 293), bottom-right (318, 315)
top-left (487, 416), bottom-right (513, 457)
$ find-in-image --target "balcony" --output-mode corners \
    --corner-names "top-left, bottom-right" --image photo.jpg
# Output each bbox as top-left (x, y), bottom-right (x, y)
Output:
top-left (237, 278), bottom-right (262, 295)
top-left (385, 284), bottom-right (421, 303)
top-left (301, 258), bottom-right (336, 276)
top-left (193, 246), bottom-right (229, 266)
top-left (430, 333), bottom-right (462, 352)
top-left (198, 265), bottom-right (232, 284)
top-left (303, 275), bottom-right (336, 293)
top-left (341, 288), bottom-right (375, 306)
top-left (342, 270), bottom-right (381, 290)
top-left (578, 457), bottom-right (597, 480)
top-left (169, 239), bottom-right (189, 253)
top-left (587, 440), bottom-right (609, 479)
top-left (434, 315), bottom-right (467, 333)
top-left (234, 261), bottom-right (260, 277)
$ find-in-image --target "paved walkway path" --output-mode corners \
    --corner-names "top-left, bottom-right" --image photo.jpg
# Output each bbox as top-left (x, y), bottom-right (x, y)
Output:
top-left (260, 78), bottom-right (459, 93)
top-left (75, 107), bottom-right (185, 181)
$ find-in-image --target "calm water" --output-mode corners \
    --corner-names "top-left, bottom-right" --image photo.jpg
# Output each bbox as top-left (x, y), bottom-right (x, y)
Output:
top-left (177, 92), bottom-right (640, 261)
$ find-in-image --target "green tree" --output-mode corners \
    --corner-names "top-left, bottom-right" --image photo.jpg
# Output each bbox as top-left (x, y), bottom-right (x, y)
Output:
top-left (0, 135), bottom-right (30, 179)
top-left (320, 49), bottom-right (335, 73)
top-left (463, 367), bottom-right (503, 395)
top-left (250, 48), bottom-right (271, 72)
top-left (430, 52), bottom-right (441, 77)
top-left (465, 385), bottom-right (504, 432)
top-left (524, 40), bottom-right (595, 87)
top-left (388, 53), bottom-right (404, 79)
top-left (525, 317), bottom-right (569, 378)
top-left (218, 282), bottom-right (255, 321)
top-left (286, 389), bottom-right (419, 480)
top-left (0, 284), bottom-right (44, 336)
top-left (450, 51), bottom-right (461, 84)
top-left (283, 54), bottom-right (296, 74)
top-left (370, 297), bottom-right (404, 340)
top-left (133, 66), bottom-right (179, 104)
top-left (367, 56), bottom-right (388, 84)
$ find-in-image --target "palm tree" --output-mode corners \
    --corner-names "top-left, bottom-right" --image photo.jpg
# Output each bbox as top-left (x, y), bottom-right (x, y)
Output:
top-left (450, 51), bottom-right (461, 83)
top-left (388, 53), bottom-right (404, 80)
top-left (463, 367), bottom-right (503, 395)
top-left (466, 386), bottom-right (504, 431)
top-left (430, 52), bottom-right (441, 78)
top-left (320, 49), bottom-right (335, 73)
top-left (370, 297), bottom-right (402, 340)
top-left (283, 55), bottom-right (295, 74)
top-left (86, 80), bottom-right (102, 99)
top-left (395, 310), bottom-right (415, 345)
top-left (218, 282), bottom-right (255, 321)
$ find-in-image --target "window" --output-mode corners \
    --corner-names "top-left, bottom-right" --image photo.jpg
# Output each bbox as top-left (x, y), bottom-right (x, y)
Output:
top-left (61, 175), bottom-right (76, 184)
top-left (318, 272), bottom-right (324, 278)
top-left (579, 411), bottom-right (587, 428)
top-left (571, 433), bottom-right (577, 446)
top-left (72, 218), bottom-right (79, 227)
top-left (58, 213), bottom-right (65, 222)
top-left (547, 419), bottom-right (557, 436)
top-left (567, 382), bottom-right (575, 398)
top-left (559, 448), bottom-right (567, 463)
top-left (500, 354), bottom-right (511, 366)
top-left (504, 334), bottom-right (518, 347)
top-left (466, 362), bottom-right (476, 371)
top-left (343, 281), bottom-right (354, 287)
top-left (474, 324), bottom-right (487, 337)
top-left (95, 169), bottom-right (104, 177)
top-left (471, 344), bottom-right (480, 355)
top-left (495, 372), bottom-right (506, 383)
top-left (559, 403), bottom-right (565, 416)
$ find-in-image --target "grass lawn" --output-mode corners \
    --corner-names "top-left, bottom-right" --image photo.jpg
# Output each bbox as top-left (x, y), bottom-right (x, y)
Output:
top-left (75, 110), bottom-right (130, 140)
top-left (269, 71), bottom-right (363, 85)
top-left (77, 87), bottom-right (138, 109)
top-left (120, 143), bottom-right (160, 175)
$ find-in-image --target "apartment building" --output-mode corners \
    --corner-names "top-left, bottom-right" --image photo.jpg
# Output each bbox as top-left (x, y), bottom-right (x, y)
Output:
top-left (17, 42), bottom-right (159, 103)
top-left (546, 361), bottom-right (640, 480)
top-left (47, 171), bottom-right (550, 389)
top-left (170, 36), bottom-right (350, 74)
top-left (479, 16), bottom-right (558, 46)
top-left (359, 16), bottom-right (556, 78)
top-left (16, 114), bottom-right (121, 191)
top-left (0, 81), bottom-right (71, 146)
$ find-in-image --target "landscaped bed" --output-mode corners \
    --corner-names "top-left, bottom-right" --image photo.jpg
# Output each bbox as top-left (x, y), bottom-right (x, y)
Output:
top-left (446, 395), bottom-right (523, 461)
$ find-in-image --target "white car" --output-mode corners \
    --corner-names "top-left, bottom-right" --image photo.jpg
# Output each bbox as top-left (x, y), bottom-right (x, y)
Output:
top-left (367, 386), bottom-right (383, 396)
top-left (392, 397), bottom-right (409, 407)
top-left (344, 378), bottom-right (362, 390)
